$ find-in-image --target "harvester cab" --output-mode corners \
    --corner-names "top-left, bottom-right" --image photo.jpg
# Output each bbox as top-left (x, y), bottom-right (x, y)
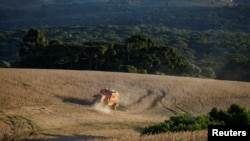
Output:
top-left (93, 87), bottom-right (119, 110)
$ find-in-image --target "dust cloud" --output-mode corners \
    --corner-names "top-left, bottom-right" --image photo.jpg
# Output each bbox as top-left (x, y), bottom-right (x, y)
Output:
top-left (92, 103), bottom-right (111, 114)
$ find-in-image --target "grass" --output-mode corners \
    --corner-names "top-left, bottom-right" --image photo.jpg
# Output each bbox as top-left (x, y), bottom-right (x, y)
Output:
top-left (0, 68), bottom-right (250, 140)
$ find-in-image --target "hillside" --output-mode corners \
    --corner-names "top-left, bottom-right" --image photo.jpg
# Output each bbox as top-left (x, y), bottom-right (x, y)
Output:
top-left (0, 68), bottom-right (250, 140)
top-left (0, 0), bottom-right (235, 9)
top-left (1, 0), bottom-right (249, 31)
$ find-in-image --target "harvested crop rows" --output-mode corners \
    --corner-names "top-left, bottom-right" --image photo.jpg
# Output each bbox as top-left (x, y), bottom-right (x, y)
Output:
top-left (1, 68), bottom-right (250, 140)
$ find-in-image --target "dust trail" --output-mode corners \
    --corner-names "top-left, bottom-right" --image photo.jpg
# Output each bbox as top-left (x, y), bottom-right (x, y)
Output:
top-left (92, 103), bottom-right (111, 114)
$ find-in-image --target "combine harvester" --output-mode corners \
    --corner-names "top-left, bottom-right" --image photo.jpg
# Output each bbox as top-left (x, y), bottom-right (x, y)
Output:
top-left (93, 87), bottom-right (120, 110)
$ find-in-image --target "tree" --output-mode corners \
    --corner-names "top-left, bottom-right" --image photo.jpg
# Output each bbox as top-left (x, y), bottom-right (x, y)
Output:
top-left (0, 60), bottom-right (11, 68)
top-left (19, 28), bottom-right (47, 57)
top-left (124, 34), bottom-right (155, 62)
top-left (209, 104), bottom-right (250, 125)
top-left (157, 46), bottom-right (188, 74)
top-left (45, 40), bottom-right (82, 69)
top-left (200, 67), bottom-right (216, 78)
top-left (227, 104), bottom-right (250, 125)
top-left (118, 65), bottom-right (137, 73)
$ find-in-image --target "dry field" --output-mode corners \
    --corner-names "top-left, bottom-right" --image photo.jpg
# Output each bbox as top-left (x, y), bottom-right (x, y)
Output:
top-left (0, 68), bottom-right (250, 141)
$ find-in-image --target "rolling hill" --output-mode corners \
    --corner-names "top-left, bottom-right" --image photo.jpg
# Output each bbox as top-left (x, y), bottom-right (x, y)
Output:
top-left (0, 68), bottom-right (250, 140)
top-left (0, 0), bottom-right (235, 9)
top-left (0, 0), bottom-right (248, 31)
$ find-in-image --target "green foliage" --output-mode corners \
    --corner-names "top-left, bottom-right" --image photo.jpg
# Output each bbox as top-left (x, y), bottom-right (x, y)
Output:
top-left (141, 104), bottom-right (250, 135)
top-left (16, 29), bottom-right (188, 74)
top-left (118, 65), bottom-right (137, 73)
top-left (141, 122), bottom-right (170, 135)
top-left (19, 28), bottom-right (47, 57)
top-left (200, 67), bottom-right (216, 78)
top-left (209, 104), bottom-right (250, 125)
top-left (2, 25), bottom-right (250, 81)
top-left (218, 54), bottom-right (250, 81)
top-left (125, 34), bottom-right (155, 50)
top-left (183, 64), bottom-right (201, 77)
top-left (1, 2), bottom-right (249, 32)
top-left (0, 60), bottom-right (11, 68)
top-left (141, 114), bottom-right (213, 135)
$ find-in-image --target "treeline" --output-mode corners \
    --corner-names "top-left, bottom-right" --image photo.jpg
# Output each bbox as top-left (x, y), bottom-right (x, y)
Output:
top-left (16, 28), bottom-right (188, 76)
top-left (1, 25), bottom-right (250, 81)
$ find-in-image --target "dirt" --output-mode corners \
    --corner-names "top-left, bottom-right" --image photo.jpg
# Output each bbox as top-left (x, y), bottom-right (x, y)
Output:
top-left (1, 68), bottom-right (250, 140)
top-left (0, 103), bottom-right (160, 141)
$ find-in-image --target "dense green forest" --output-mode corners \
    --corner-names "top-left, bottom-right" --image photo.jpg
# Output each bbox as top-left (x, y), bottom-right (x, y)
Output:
top-left (1, 25), bottom-right (250, 81)
top-left (0, 1), bottom-right (250, 82)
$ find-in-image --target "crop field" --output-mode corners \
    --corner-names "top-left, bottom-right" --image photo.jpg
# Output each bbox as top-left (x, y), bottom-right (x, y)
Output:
top-left (0, 68), bottom-right (250, 140)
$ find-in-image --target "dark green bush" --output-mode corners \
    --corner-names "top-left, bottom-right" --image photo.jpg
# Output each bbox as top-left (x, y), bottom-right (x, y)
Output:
top-left (141, 114), bottom-right (217, 135)
top-left (141, 104), bottom-right (250, 135)
top-left (0, 60), bottom-right (11, 68)
top-left (209, 103), bottom-right (250, 125)
top-left (118, 65), bottom-right (137, 73)
top-left (141, 122), bottom-right (170, 135)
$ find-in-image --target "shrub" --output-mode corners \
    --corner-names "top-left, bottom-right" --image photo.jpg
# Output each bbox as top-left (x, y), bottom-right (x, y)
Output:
top-left (141, 114), bottom-right (214, 135)
top-left (209, 104), bottom-right (250, 125)
top-left (200, 67), bottom-right (216, 78)
top-left (141, 104), bottom-right (250, 135)
top-left (141, 122), bottom-right (170, 135)
top-left (0, 60), bottom-right (11, 68)
top-left (118, 65), bottom-right (137, 73)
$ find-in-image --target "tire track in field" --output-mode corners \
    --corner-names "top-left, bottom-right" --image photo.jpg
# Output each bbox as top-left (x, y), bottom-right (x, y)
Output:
top-left (125, 89), bottom-right (179, 115)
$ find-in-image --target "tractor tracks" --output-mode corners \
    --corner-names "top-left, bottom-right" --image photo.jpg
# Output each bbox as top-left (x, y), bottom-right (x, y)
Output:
top-left (126, 89), bottom-right (189, 115)
top-left (0, 114), bottom-right (39, 141)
